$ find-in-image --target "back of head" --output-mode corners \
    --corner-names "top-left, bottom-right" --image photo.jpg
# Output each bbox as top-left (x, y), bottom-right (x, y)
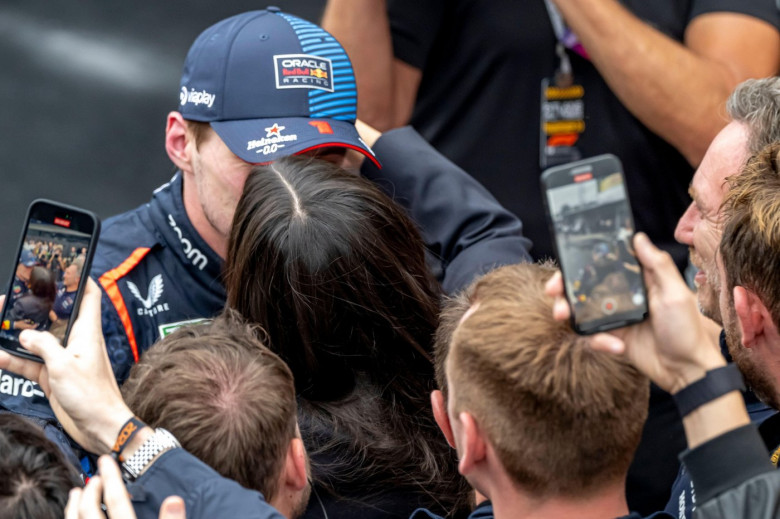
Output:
top-left (727, 77), bottom-right (780, 155)
top-left (121, 312), bottom-right (297, 501)
top-left (223, 156), bottom-right (466, 514)
top-left (449, 263), bottom-right (649, 497)
top-left (721, 142), bottom-right (780, 339)
top-left (0, 413), bottom-right (80, 519)
top-left (29, 267), bottom-right (55, 302)
top-left (225, 156), bottom-right (439, 401)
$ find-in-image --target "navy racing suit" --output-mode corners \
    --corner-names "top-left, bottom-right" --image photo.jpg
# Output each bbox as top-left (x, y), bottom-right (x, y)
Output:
top-left (92, 172), bottom-right (225, 384)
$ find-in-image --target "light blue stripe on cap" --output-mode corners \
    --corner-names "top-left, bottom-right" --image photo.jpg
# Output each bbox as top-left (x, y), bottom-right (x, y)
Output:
top-left (278, 12), bottom-right (357, 121)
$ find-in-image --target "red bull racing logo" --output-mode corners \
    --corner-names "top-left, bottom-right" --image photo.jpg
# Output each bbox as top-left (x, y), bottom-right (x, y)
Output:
top-left (274, 54), bottom-right (334, 92)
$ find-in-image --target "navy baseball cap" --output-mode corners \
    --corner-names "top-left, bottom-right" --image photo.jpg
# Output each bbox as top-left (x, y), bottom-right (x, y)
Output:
top-left (179, 8), bottom-right (379, 167)
top-left (19, 250), bottom-right (36, 267)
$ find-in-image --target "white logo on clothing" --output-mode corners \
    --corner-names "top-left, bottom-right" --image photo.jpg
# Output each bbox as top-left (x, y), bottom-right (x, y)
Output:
top-left (168, 214), bottom-right (208, 271)
top-left (179, 86), bottom-right (216, 108)
top-left (273, 53), bottom-right (334, 92)
top-left (0, 369), bottom-right (45, 398)
top-left (127, 275), bottom-right (163, 308)
top-left (127, 275), bottom-right (169, 317)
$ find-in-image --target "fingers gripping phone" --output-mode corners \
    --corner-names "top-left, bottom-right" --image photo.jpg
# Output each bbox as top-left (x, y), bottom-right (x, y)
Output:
top-left (0, 200), bottom-right (100, 361)
top-left (541, 154), bottom-right (648, 334)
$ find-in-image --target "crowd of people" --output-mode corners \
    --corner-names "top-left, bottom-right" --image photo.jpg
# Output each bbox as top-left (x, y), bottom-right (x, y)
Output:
top-left (3, 240), bottom-right (86, 336)
top-left (1, 4), bottom-right (780, 519)
top-left (22, 241), bottom-right (85, 283)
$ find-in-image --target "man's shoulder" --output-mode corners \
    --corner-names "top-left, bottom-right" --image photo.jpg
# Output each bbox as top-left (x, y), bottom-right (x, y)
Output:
top-left (13, 296), bottom-right (34, 311)
top-left (92, 202), bottom-right (159, 277)
top-left (93, 174), bottom-right (189, 278)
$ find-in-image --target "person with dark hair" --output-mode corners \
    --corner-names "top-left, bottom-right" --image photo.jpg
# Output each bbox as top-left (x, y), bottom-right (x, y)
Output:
top-left (10, 266), bottom-right (56, 332)
top-left (224, 156), bottom-right (470, 518)
top-left (0, 412), bottom-right (81, 519)
top-left (121, 312), bottom-right (310, 519)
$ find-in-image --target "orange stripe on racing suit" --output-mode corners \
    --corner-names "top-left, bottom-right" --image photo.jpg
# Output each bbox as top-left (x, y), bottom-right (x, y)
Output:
top-left (98, 247), bottom-right (151, 363)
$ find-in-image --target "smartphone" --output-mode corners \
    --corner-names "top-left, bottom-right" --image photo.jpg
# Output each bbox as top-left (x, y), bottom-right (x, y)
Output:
top-left (0, 200), bottom-right (100, 361)
top-left (541, 154), bottom-right (648, 334)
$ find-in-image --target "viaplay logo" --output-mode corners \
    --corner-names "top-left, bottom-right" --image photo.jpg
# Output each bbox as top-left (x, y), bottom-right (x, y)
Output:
top-left (180, 86), bottom-right (216, 108)
top-left (274, 54), bottom-right (334, 92)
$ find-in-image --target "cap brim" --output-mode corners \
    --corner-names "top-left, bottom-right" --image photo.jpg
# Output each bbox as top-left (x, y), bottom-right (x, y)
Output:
top-left (211, 117), bottom-right (380, 168)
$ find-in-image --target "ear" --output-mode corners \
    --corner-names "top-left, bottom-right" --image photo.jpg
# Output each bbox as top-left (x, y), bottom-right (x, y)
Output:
top-left (456, 412), bottom-right (487, 477)
top-left (282, 438), bottom-right (308, 492)
top-left (431, 390), bottom-right (456, 448)
top-left (733, 286), bottom-right (769, 348)
top-left (165, 111), bottom-right (193, 174)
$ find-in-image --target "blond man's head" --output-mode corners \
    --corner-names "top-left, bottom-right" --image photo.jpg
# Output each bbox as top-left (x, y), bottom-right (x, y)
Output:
top-left (448, 262), bottom-right (649, 497)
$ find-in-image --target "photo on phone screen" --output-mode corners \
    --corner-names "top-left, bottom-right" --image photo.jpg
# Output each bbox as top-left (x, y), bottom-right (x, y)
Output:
top-left (0, 200), bottom-right (100, 361)
top-left (541, 154), bottom-right (648, 334)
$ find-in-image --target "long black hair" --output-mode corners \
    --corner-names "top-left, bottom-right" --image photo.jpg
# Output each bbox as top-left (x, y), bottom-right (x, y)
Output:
top-left (224, 156), bottom-right (467, 515)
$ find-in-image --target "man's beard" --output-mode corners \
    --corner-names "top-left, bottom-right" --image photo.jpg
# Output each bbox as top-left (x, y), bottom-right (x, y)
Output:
top-left (290, 481), bottom-right (313, 519)
top-left (724, 303), bottom-right (780, 409)
top-left (691, 249), bottom-right (723, 325)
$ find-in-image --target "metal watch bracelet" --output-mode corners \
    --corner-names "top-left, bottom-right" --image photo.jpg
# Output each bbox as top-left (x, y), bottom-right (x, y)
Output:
top-left (121, 427), bottom-right (181, 481)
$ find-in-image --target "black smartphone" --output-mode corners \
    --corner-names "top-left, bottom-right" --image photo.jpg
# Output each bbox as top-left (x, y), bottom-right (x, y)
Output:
top-left (541, 154), bottom-right (648, 334)
top-left (0, 200), bottom-right (100, 361)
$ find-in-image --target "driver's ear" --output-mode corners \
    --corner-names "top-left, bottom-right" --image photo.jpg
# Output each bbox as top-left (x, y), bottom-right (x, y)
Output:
top-left (166, 112), bottom-right (194, 174)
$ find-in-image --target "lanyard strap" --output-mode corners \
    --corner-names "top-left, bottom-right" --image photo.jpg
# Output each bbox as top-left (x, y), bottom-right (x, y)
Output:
top-left (543, 0), bottom-right (590, 61)
top-left (544, 0), bottom-right (567, 42)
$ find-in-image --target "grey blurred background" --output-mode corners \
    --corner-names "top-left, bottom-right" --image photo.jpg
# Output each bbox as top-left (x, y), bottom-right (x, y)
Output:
top-left (0, 0), bottom-right (325, 277)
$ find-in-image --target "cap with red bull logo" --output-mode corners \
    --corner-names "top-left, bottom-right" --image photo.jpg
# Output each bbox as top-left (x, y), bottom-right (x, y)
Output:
top-left (178, 7), bottom-right (379, 167)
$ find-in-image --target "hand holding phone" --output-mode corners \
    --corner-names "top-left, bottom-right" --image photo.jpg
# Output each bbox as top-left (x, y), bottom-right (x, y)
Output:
top-left (0, 200), bottom-right (100, 361)
top-left (541, 154), bottom-right (648, 334)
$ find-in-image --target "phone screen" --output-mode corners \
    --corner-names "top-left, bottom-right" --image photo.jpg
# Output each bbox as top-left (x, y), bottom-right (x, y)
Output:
top-left (542, 155), bottom-right (647, 334)
top-left (0, 200), bottom-right (99, 361)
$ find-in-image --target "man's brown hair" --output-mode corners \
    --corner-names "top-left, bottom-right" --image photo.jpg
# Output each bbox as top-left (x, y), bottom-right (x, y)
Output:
top-left (720, 142), bottom-right (780, 351)
top-left (121, 311), bottom-right (297, 500)
top-left (0, 413), bottom-right (81, 519)
top-left (448, 263), bottom-right (649, 497)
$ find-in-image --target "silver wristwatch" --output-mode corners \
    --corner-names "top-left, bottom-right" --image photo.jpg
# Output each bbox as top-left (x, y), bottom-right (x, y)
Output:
top-left (121, 428), bottom-right (181, 480)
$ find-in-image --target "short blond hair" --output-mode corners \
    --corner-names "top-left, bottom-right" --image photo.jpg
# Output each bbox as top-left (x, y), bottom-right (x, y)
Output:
top-left (449, 263), bottom-right (649, 497)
